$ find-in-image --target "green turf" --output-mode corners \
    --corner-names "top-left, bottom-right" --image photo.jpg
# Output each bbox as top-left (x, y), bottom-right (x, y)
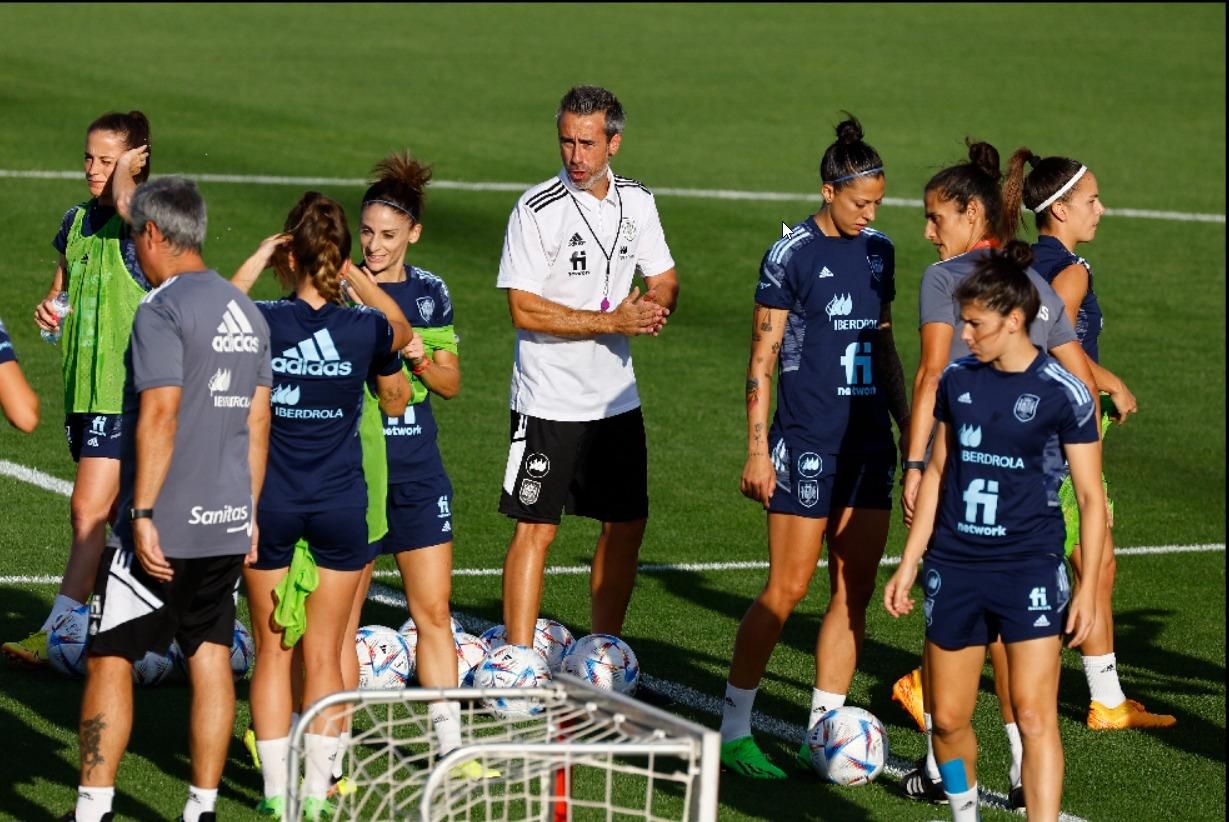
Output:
top-left (0, 3), bottom-right (1224, 820)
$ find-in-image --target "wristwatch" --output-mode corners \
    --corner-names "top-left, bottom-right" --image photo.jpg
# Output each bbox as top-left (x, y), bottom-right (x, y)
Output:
top-left (902, 460), bottom-right (926, 472)
top-left (130, 508), bottom-right (155, 520)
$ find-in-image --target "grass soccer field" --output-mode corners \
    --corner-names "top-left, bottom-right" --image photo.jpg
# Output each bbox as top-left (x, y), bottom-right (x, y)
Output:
top-left (0, 3), bottom-right (1224, 820)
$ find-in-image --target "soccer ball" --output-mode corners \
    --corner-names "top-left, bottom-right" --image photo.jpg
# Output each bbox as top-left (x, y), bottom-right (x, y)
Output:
top-left (469, 644), bottom-right (551, 718)
top-left (454, 632), bottom-right (489, 684)
top-left (559, 633), bottom-right (639, 695)
top-left (356, 625), bottom-right (411, 689)
top-left (398, 616), bottom-right (465, 681)
top-left (47, 604), bottom-right (91, 678)
top-left (480, 619), bottom-right (576, 672)
top-left (231, 619), bottom-right (255, 679)
top-left (806, 706), bottom-right (888, 785)
top-left (132, 647), bottom-right (176, 686)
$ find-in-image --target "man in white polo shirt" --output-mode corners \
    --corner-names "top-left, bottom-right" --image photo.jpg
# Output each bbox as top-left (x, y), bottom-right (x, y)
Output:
top-left (496, 85), bottom-right (679, 681)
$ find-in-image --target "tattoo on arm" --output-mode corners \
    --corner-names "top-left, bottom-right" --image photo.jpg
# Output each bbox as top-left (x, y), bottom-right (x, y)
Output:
top-left (82, 713), bottom-right (107, 779)
top-left (746, 377), bottom-right (759, 407)
top-left (759, 319), bottom-right (772, 332)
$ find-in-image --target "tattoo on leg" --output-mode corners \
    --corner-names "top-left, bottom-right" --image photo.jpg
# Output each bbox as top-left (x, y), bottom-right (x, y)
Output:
top-left (82, 713), bottom-right (107, 779)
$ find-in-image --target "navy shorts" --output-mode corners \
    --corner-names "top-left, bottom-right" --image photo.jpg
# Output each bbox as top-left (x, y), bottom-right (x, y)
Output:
top-left (380, 474), bottom-right (454, 554)
top-left (253, 507), bottom-right (371, 571)
top-left (65, 412), bottom-right (124, 462)
top-left (89, 546), bottom-right (242, 661)
top-left (922, 556), bottom-right (1071, 650)
top-left (767, 438), bottom-right (895, 518)
top-left (498, 408), bottom-right (649, 524)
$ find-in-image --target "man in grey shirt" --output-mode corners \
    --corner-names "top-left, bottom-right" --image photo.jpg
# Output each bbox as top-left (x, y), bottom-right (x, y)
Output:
top-left (69, 177), bottom-right (271, 822)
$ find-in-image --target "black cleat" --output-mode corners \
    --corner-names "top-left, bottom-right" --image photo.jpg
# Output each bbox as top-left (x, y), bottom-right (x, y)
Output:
top-left (901, 761), bottom-right (948, 804)
top-left (1008, 785), bottom-right (1025, 814)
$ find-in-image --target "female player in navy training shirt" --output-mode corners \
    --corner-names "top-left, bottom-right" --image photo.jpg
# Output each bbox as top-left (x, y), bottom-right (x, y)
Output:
top-left (719, 116), bottom-right (911, 779)
top-left (885, 242), bottom-right (1106, 821)
top-left (1015, 154), bottom-right (1171, 731)
top-left (231, 192), bottom-right (412, 816)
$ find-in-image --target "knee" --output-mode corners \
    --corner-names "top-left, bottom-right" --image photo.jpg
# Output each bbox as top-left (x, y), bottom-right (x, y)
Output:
top-left (1012, 703), bottom-right (1054, 739)
top-left (70, 498), bottom-right (111, 532)
top-left (760, 580), bottom-right (809, 613)
top-left (931, 708), bottom-right (970, 740)
top-left (413, 601), bottom-right (453, 634)
top-left (829, 576), bottom-right (877, 616)
top-left (510, 523), bottom-right (556, 555)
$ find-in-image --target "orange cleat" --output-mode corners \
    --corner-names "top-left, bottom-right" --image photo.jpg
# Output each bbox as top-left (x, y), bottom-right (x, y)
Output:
top-left (1087, 698), bottom-right (1177, 730)
top-left (892, 668), bottom-right (926, 732)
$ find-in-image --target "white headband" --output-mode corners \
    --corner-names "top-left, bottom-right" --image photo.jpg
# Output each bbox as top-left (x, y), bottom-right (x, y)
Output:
top-left (1032, 165), bottom-right (1088, 213)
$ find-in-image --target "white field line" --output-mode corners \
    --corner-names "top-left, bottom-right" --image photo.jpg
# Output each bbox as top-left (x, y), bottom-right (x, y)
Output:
top-left (0, 168), bottom-right (1223, 224)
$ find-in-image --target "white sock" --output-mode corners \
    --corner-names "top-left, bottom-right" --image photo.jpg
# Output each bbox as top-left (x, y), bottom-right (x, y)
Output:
top-left (924, 713), bottom-right (940, 780)
top-left (75, 786), bottom-right (114, 822)
top-left (719, 683), bottom-right (757, 743)
top-left (332, 730), bottom-right (351, 780)
top-left (42, 594), bottom-right (83, 631)
top-left (946, 784), bottom-right (981, 821)
top-left (256, 737), bottom-right (290, 799)
top-left (1004, 723), bottom-right (1023, 788)
top-left (303, 733), bottom-right (340, 799)
top-left (808, 688), bottom-right (846, 729)
top-left (182, 786), bottom-right (218, 822)
top-left (430, 700), bottom-right (463, 757)
top-left (1083, 652), bottom-right (1126, 708)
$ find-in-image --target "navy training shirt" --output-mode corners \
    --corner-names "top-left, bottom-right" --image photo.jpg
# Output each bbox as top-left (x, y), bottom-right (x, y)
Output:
top-left (53, 201), bottom-right (150, 290)
top-left (756, 218), bottom-right (896, 456)
top-left (0, 318), bottom-right (16, 365)
top-left (257, 296), bottom-right (400, 512)
top-left (1031, 235), bottom-right (1103, 363)
top-left (375, 265), bottom-right (455, 481)
top-left (930, 350), bottom-right (1099, 567)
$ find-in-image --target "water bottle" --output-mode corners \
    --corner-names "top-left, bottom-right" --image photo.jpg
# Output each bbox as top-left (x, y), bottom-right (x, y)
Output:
top-left (41, 292), bottom-right (71, 344)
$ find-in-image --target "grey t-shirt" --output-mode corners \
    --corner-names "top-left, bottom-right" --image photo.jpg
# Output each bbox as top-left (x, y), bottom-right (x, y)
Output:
top-left (918, 247), bottom-right (1077, 360)
top-left (112, 270), bottom-right (272, 559)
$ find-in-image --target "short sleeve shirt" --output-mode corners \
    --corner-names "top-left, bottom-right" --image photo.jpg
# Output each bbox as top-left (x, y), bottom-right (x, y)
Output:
top-left (53, 201), bottom-right (150, 290)
top-left (0, 318), bottom-right (16, 365)
top-left (918, 247), bottom-right (1077, 360)
top-left (756, 218), bottom-right (897, 455)
top-left (258, 297), bottom-right (400, 512)
top-left (1031, 235), bottom-right (1103, 363)
top-left (112, 271), bottom-right (272, 559)
top-left (930, 350), bottom-right (1099, 567)
top-left (496, 168), bottom-right (675, 421)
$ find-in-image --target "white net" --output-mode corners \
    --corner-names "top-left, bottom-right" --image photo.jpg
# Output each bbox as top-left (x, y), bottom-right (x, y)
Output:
top-left (286, 674), bottom-right (719, 822)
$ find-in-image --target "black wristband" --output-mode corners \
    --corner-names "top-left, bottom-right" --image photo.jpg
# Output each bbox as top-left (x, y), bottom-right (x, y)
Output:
top-left (130, 508), bottom-right (155, 520)
top-left (902, 460), bottom-right (926, 472)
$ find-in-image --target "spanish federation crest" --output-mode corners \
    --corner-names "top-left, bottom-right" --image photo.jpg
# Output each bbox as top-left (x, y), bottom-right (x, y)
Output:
top-left (519, 479), bottom-right (541, 506)
top-left (1013, 393), bottom-right (1040, 423)
top-left (867, 254), bottom-right (884, 280)
top-left (796, 479), bottom-right (819, 508)
top-left (416, 296), bottom-right (435, 323)
top-left (620, 217), bottom-right (637, 241)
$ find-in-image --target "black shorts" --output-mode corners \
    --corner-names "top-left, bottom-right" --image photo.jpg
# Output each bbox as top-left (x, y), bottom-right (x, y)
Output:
top-left (65, 412), bottom-right (124, 462)
top-left (498, 408), bottom-right (649, 525)
top-left (380, 474), bottom-right (454, 554)
top-left (253, 507), bottom-right (371, 571)
top-left (88, 546), bottom-right (242, 661)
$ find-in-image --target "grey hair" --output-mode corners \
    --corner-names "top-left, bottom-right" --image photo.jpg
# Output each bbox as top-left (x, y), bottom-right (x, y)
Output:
top-left (556, 85), bottom-right (625, 138)
top-left (129, 176), bottom-right (207, 252)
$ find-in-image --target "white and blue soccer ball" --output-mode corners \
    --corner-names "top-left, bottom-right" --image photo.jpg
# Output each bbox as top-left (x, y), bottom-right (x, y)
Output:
top-left (132, 647), bottom-right (176, 686)
top-left (356, 625), bottom-right (410, 689)
top-left (231, 619), bottom-right (255, 679)
top-left (469, 644), bottom-right (551, 718)
top-left (398, 616), bottom-right (464, 681)
top-left (805, 706), bottom-right (888, 785)
top-left (480, 619), bottom-right (576, 673)
top-left (47, 604), bottom-right (91, 678)
top-left (454, 632), bottom-right (489, 684)
top-left (559, 633), bottom-right (639, 695)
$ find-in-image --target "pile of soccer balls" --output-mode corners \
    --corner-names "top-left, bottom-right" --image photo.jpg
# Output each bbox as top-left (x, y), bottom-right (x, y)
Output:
top-left (804, 706), bottom-right (889, 786)
top-left (354, 617), bottom-right (642, 718)
top-left (46, 604), bottom-right (255, 686)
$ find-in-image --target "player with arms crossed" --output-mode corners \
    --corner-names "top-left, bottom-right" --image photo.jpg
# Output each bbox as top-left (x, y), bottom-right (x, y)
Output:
top-left (1018, 153), bottom-right (1172, 730)
top-left (885, 242), bottom-right (1106, 822)
top-left (496, 85), bottom-right (679, 684)
top-left (68, 177), bottom-right (272, 822)
top-left (719, 116), bottom-right (910, 779)
top-left (7, 112), bottom-right (152, 666)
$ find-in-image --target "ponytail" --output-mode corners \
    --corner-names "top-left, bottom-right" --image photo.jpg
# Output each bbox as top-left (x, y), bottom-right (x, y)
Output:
top-left (362, 150), bottom-right (433, 222)
top-left (274, 192), bottom-right (351, 304)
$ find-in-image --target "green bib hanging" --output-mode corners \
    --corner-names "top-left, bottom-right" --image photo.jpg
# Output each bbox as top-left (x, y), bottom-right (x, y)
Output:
top-left (360, 384), bottom-right (389, 542)
top-left (60, 204), bottom-right (147, 414)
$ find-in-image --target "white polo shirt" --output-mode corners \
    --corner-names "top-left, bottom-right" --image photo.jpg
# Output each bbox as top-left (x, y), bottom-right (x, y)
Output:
top-left (497, 167), bottom-right (675, 422)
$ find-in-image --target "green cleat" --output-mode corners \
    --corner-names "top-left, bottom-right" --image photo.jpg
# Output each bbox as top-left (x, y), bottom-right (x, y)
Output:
top-left (3, 629), bottom-right (49, 667)
top-left (243, 726), bottom-right (261, 769)
top-left (327, 775), bottom-right (356, 798)
top-left (719, 736), bottom-right (786, 780)
top-left (254, 796), bottom-right (283, 818)
top-left (302, 796), bottom-right (336, 820)
top-left (796, 740), bottom-right (812, 771)
top-left (449, 758), bottom-right (502, 780)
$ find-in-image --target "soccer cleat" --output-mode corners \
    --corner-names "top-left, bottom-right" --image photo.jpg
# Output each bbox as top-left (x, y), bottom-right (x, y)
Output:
top-left (891, 667), bottom-right (926, 732)
top-left (3, 629), bottom-right (50, 667)
top-left (719, 736), bottom-right (786, 780)
top-left (254, 796), bottom-right (284, 818)
top-left (1008, 785), bottom-right (1026, 814)
top-left (1087, 698), bottom-right (1177, 730)
top-left (302, 796), bottom-right (336, 820)
top-left (900, 760), bottom-right (948, 804)
top-left (243, 726), bottom-right (261, 769)
top-left (448, 758), bottom-right (503, 780)
top-left (795, 740), bottom-right (812, 771)
top-left (327, 775), bottom-right (356, 798)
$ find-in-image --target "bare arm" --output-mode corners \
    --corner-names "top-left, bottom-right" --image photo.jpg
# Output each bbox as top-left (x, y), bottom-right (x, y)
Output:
top-left (885, 423), bottom-right (949, 617)
top-left (0, 361), bottom-right (40, 433)
top-left (1050, 341), bottom-right (1102, 425)
top-left (375, 370), bottom-right (410, 417)
top-left (131, 386), bottom-right (181, 582)
top-left (343, 263), bottom-right (413, 352)
top-left (112, 145), bottom-right (149, 223)
top-left (231, 234), bottom-right (290, 295)
top-left (404, 339), bottom-right (460, 400)
top-left (641, 268), bottom-right (680, 314)
top-left (1048, 263), bottom-right (1134, 419)
top-left (901, 322), bottom-right (954, 524)
top-left (1050, 263), bottom-right (1088, 328)
top-left (740, 304), bottom-right (787, 508)
top-left (506, 287), bottom-right (667, 339)
top-left (1063, 440), bottom-right (1107, 647)
top-left (34, 256), bottom-right (69, 332)
top-left (874, 304), bottom-right (911, 456)
top-left (245, 385), bottom-right (271, 565)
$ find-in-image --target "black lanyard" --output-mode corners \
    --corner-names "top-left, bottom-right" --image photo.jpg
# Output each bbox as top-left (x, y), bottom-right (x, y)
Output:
top-left (569, 186), bottom-right (624, 312)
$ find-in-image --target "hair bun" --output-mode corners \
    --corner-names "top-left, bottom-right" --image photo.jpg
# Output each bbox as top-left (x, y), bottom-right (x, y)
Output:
top-left (966, 140), bottom-right (1002, 181)
top-left (1002, 239), bottom-right (1034, 269)
top-left (835, 113), bottom-right (864, 145)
